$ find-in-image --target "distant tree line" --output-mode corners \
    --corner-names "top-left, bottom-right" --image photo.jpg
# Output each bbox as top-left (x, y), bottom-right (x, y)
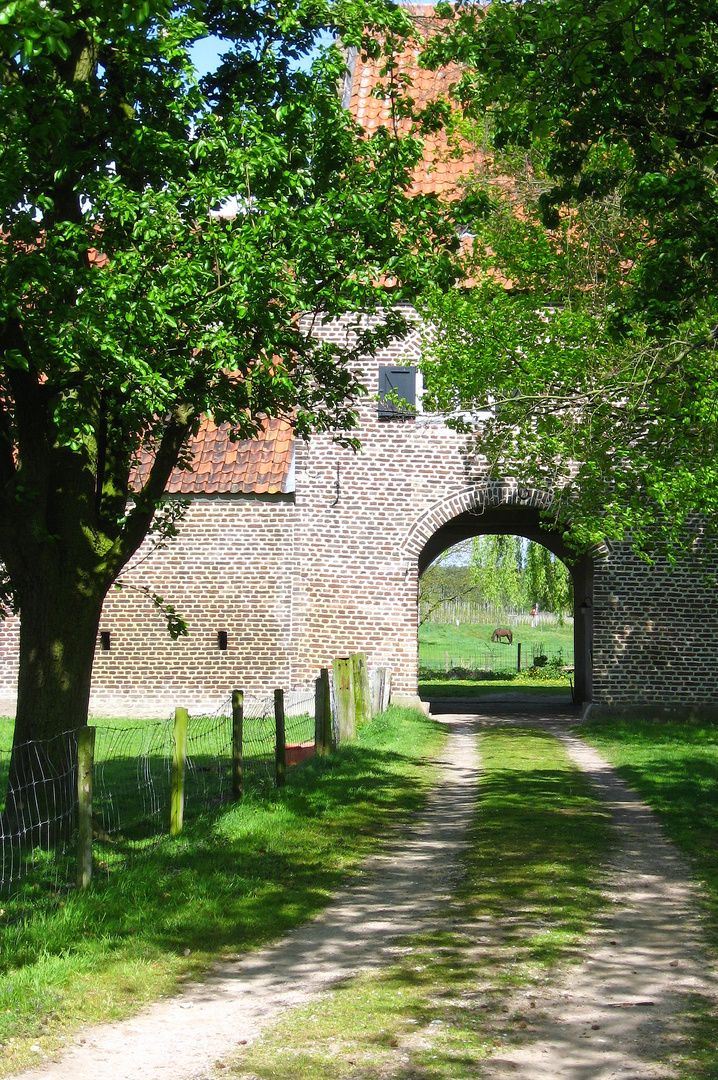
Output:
top-left (420, 538), bottom-right (573, 625)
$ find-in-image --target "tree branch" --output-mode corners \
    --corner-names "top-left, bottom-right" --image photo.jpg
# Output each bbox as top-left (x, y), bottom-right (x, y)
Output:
top-left (106, 405), bottom-right (196, 577)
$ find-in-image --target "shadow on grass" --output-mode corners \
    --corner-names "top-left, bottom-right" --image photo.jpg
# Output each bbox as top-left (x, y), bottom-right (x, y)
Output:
top-left (581, 716), bottom-right (718, 938)
top-left (0, 707), bottom-right (445, 1049)
top-left (420, 679), bottom-right (573, 703)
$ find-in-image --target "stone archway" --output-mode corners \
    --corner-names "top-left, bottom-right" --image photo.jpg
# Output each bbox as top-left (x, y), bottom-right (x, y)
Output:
top-left (403, 484), bottom-right (593, 704)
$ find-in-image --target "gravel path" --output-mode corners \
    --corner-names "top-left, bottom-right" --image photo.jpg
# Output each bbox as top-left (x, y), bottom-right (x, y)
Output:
top-left (10, 717), bottom-right (481, 1080)
top-left (9, 710), bottom-right (718, 1080)
top-left (478, 719), bottom-right (718, 1079)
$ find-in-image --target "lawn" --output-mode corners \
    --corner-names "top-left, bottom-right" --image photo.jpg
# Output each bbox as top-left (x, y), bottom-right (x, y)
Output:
top-left (419, 619), bottom-right (575, 676)
top-left (0, 705), bottom-right (445, 1076)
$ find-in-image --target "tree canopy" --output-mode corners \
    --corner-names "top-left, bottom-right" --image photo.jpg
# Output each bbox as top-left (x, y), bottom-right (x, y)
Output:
top-left (419, 537), bottom-right (572, 622)
top-left (0, 0), bottom-right (460, 748)
top-left (420, 0), bottom-right (718, 551)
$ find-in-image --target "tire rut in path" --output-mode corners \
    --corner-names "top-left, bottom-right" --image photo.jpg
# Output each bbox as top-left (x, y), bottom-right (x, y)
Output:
top-left (10, 717), bottom-right (481, 1080)
top-left (478, 718), bottom-right (718, 1080)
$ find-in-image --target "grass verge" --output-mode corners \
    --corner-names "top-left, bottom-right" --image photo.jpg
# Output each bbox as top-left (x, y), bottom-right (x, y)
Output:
top-left (580, 716), bottom-right (718, 1079)
top-left (419, 679), bottom-right (571, 700)
top-left (0, 706), bottom-right (444, 1076)
top-left (227, 726), bottom-right (612, 1080)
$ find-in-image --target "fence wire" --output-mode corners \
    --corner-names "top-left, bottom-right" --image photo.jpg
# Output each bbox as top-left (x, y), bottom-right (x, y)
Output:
top-left (419, 642), bottom-right (573, 677)
top-left (92, 718), bottom-right (173, 872)
top-left (0, 729), bottom-right (78, 897)
top-left (0, 686), bottom-right (320, 895)
top-left (184, 702), bottom-right (233, 815)
top-left (283, 688), bottom-right (315, 745)
top-left (242, 694), bottom-right (277, 789)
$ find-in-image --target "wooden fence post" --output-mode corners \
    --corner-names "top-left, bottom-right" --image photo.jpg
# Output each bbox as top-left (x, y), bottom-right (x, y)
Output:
top-left (274, 689), bottom-right (286, 788)
top-left (371, 668), bottom-right (383, 717)
top-left (381, 668), bottom-right (392, 712)
top-left (76, 725), bottom-right (96, 891)
top-left (351, 652), bottom-right (372, 726)
top-left (332, 657), bottom-right (355, 742)
top-left (171, 707), bottom-right (188, 837)
top-left (517, 643), bottom-right (522, 673)
top-left (315, 668), bottom-right (333, 755)
top-left (232, 690), bottom-right (243, 800)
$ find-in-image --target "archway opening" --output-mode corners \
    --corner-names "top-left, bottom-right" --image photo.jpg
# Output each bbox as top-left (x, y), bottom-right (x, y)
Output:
top-left (417, 505), bottom-right (592, 708)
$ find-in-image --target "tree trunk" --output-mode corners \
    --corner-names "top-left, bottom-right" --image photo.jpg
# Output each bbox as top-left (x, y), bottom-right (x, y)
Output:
top-left (3, 578), bottom-right (105, 844)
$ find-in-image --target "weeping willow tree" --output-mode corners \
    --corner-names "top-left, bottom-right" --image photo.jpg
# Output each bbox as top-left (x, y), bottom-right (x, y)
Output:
top-left (471, 537), bottom-right (572, 621)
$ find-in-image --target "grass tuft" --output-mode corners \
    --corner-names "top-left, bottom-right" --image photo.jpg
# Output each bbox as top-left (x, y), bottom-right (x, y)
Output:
top-left (0, 706), bottom-right (445, 1075)
top-left (229, 726), bottom-right (612, 1080)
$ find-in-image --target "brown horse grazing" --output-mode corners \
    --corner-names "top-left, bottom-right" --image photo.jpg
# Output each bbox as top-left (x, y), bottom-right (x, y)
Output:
top-left (491, 627), bottom-right (513, 644)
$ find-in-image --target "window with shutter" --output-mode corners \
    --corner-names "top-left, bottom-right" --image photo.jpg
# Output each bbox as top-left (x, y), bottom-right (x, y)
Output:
top-left (378, 366), bottom-right (416, 419)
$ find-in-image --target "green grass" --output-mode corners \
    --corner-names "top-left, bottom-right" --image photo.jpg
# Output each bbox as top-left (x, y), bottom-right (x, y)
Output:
top-left (419, 619), bottom-right (574, 664)
top-left (419, 678), bottom-right (572, 700)
top-left (228, 727), bottom-right (612, 1080)
top-left (0, 717), bottom-right (13, 748)
top-left (0, 706), bottom-right (445, 1076)
top-left (579, 716), bottom-right (718, 1079)
top-left (418, 619), bottom-right (574, 701)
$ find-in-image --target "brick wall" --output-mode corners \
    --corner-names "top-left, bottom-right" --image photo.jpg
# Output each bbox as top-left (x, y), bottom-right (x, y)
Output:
top-left (88, 495), bottom-right (299, 716)
top-left (2, 308), bottom-right (718, 719)
top-left (590, 539), bottom-right (718, 718)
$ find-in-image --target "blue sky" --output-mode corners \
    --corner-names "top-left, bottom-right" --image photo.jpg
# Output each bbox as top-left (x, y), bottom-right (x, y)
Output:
top-left (188, 36), bottom-right (227, 78)
top-left (188, 33), bottom-right (329, 78)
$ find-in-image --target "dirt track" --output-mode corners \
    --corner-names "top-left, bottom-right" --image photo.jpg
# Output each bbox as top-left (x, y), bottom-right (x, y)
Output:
top-left (8, 711), bottom-right (718, 1080)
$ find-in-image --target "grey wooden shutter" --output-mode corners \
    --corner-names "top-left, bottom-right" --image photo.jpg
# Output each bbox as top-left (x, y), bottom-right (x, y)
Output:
top-left (378, 366), bottom-right (416, 419)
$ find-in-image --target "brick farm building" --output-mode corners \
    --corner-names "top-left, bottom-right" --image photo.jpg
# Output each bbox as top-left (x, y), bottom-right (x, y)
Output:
top-left (2, 13), bottom-right (718, 720)
top-left (3, 301), bottom-right (718, 720)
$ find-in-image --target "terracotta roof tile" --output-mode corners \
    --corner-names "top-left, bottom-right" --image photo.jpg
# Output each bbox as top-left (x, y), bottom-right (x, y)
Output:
top-left (347, 5), bottom-right (488, 200)
top-left (133, 416), bottom-right (295, 497)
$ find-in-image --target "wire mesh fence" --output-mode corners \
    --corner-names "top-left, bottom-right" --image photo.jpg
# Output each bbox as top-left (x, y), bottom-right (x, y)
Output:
top-left (0, 728), bottom-right (79, 899)
top-left (184, 704), bottom-right (234, 818)
top-left (240, 693), bottom-right (276, 790)
top-left (419, 642), bottom-right (573, 677)
top-left (91, 717), bottom-right (173, 875)
top-left (283, 688), bottom-right (315, 744)
top-left (0, 686), bottom-right (321, 897)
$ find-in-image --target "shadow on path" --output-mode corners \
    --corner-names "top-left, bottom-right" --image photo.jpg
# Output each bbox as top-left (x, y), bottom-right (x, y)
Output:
top-left (9, 718), bottom-right (481, 1080)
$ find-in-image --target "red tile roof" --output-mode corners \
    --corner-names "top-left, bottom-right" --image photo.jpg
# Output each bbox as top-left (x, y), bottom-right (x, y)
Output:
top-left (346, 5), bottom-right (487, 199)
top-left (135, 417), bottom-right (295, 497)
top-left (157, 11), bottom-right (471, 499)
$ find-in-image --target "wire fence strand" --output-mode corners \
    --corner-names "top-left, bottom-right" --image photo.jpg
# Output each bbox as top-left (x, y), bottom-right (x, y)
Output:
top-left (0, 682), bottom-right (331, 898)
top-left (0, 729), bottom-right (78, 899)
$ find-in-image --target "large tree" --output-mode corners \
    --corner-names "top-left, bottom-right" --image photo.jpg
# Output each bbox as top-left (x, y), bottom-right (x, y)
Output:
top-left (421, 0), bottom-right (718, 551)
top-left (0, 0), bottom-right (459, 773)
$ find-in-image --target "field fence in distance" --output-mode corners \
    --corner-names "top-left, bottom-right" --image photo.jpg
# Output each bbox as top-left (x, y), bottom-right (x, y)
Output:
top-left (419, 641), bottom-right (573, 677)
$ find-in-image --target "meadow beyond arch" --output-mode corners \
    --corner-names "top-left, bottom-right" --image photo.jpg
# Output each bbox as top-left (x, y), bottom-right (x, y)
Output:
top-left (406, 487), bottom-right (593, 705)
